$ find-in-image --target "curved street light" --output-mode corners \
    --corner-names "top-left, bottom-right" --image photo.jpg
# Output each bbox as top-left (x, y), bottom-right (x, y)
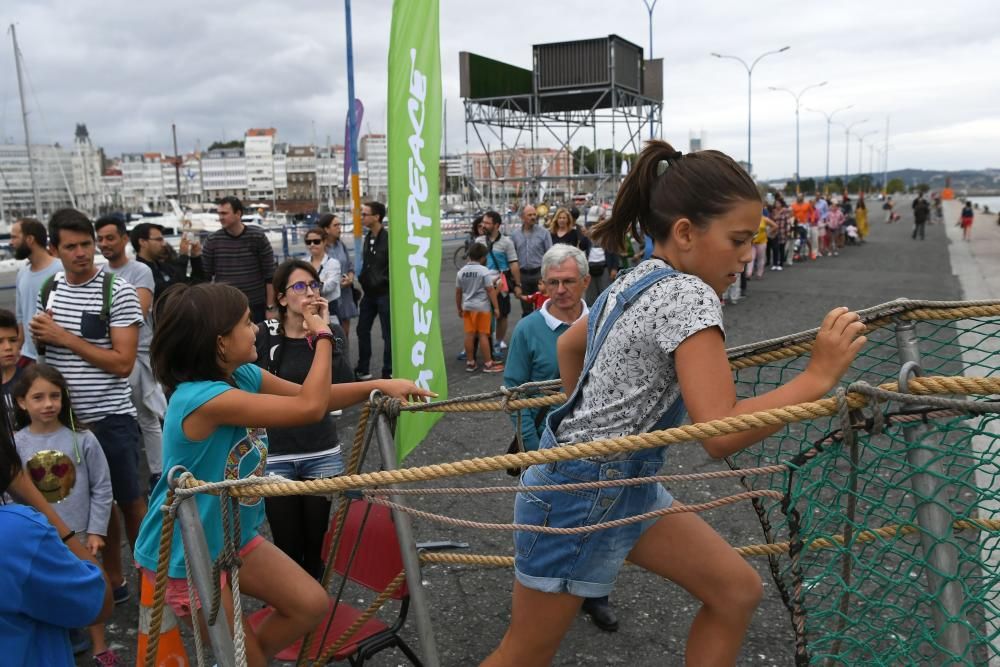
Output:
top-left (769, 81), bottom-right (827, 193)
top-left (710, 46), bottom-right (790, 174)
top-left (855, 129), bottom-right (879, 191)
top-left (642, 0), bottom-right (659, 139)
top-left (807, 104), bottom-right (853, 191)
top-left (834, 118), bottom-right (868, 190)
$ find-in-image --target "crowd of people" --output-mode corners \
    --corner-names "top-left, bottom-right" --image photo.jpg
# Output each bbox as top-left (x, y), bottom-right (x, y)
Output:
top-left (0, 146), bottom-right (895, 666)
top-left (0, 199), bottom-right (429, 666)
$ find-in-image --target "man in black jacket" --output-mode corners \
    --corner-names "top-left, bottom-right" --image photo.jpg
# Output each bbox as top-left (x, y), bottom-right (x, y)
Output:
top-left (912, 194), bottom-right (930, 241)
top-left (130, 222), bottom-right (206, 303)
top-left (355, 201), bottom-right (391, 380)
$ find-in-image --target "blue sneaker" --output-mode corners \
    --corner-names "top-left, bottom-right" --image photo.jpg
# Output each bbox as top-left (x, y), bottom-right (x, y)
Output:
top-left (69, 627), bottom-right (91, 655)
top-left (456, 350), bottom-right (467, 361)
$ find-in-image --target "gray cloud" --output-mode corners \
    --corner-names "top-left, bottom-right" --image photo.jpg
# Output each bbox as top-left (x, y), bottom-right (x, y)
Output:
top-left (2, 0), bottom-right (997, 180)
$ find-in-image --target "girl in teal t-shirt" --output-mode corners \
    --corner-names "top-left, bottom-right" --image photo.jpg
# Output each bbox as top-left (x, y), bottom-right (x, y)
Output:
top-left (133, 283), bottom-right (431, 665)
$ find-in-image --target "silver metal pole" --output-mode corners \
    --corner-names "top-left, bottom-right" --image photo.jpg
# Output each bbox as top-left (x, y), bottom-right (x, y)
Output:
top-left (374, 413), bottom-right (442, 667)
top-left (170, 467), bottom-right (237, 667)
top-left (894, 322), bottom-right (970, 656)
top-left (11, 25), bottom-right (42, 218)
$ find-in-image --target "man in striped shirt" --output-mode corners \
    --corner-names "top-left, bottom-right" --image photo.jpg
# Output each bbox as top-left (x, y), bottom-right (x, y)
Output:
top-left (29, 208), bottom-right (144, 604)
top-left (202, 196), bottom-right (276, 323)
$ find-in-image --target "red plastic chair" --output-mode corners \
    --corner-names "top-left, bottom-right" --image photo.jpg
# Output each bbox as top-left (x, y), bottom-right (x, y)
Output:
top-left (249, 499), bottom-right (423, 665)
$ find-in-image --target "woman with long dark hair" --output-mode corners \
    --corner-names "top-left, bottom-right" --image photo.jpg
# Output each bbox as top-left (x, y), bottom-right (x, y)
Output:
top-left (255, 259), bottom-right (353, 578)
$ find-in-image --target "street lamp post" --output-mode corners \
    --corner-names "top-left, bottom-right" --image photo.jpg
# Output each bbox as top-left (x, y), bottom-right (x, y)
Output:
top-left (806, 104), bottom-right (852, 193)
top-left (769, 81), bottom-right (827, 193)
top-left (711, 46), bottom-right (790, 175)
top-left (835, 118), bottom-right (868, 193)
top-left (856, 129), bottom-right (878, 193)
top-left (643, 0), bottom-right (658, 140)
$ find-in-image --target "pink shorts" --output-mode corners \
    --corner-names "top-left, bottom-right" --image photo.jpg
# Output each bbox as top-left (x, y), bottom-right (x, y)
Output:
top-left (141, 535), bottom-right (265, 618)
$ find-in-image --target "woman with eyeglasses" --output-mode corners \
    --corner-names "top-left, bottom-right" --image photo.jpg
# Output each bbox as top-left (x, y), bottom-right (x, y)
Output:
top-left (317, 214), bottom-right (359, 337)
top-left (251, 259), bottom-right (354, 579)
top-left (303, 228), bottom-right (342, 326)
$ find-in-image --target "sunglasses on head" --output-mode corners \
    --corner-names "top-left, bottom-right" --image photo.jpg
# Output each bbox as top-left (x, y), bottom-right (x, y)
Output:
top-left (286, 280), bottom-right (322, 293)
top-left (304, 238), bottom-right (324, 246)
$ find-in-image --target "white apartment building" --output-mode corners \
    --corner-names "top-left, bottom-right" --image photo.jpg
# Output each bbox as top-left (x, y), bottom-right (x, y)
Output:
top-left (272, 143), bottom-right (288, 200)
top-left (202, 148), bottom-right (247, 201)
top-left (316, 145), bottom-right (346, 202)
top-left (121, 152), bottom-right (166, 209)
top-left (1, 143), bottom-right (81, 218)
top-left (180, 154), bottom-right (203, 201)
top-left (359, 134), bottom-right (387, 200)
top-left (101, 169), bottom-right (123, 209)
top-left (244, 128), bottom-right (276, 201)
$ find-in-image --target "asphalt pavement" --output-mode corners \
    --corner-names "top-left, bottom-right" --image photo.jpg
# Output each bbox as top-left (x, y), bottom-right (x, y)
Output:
top-left (23, 195), bottom-right (976, 666)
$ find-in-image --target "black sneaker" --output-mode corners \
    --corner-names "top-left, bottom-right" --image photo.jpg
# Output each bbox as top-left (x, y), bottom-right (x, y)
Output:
top-left (581, 597), bottom-right (619, 632)
top-left (112, 582), bottom-right (130, 605)
top-left (354, 370), bottom-right (373, 381)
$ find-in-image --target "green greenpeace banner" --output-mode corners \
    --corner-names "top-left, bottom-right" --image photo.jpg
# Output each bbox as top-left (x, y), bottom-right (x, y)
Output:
top-left (387, 0), bottom-right (446, 460)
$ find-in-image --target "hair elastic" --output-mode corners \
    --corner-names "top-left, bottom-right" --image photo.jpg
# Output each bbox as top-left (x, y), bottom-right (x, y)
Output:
top-left (656, 150), bottom-right (684, 176)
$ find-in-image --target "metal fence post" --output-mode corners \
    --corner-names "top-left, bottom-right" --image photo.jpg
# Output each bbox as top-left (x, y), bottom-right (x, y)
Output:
top-left (894, 321), bottom-right (970, 655)
top-left (373, 412), bottom-right (442, 667)
top-left (169, 467), bottom-right (237, 667)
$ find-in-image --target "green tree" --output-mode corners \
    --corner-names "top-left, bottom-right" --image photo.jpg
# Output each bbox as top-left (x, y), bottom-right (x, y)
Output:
top-left (207, 139), bottom-right (242, 151)
top-left (886, 178), bottom-right (905, 194)
top-left (916, 183), bottom-right (930, 194)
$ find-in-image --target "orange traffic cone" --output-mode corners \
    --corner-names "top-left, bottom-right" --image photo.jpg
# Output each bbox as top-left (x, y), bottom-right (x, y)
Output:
top-left (136, 574), bottom-right (190, 666)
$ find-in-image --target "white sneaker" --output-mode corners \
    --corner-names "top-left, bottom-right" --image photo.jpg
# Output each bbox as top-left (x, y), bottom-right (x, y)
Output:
top-left (776, 265), bottom-right (783, 271)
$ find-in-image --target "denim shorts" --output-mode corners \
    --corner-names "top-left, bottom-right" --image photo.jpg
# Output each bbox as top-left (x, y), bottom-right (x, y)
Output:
top-left (513, 452), bottom-right (672, 598)
top-left (265, 449), bottom-right (344, 480)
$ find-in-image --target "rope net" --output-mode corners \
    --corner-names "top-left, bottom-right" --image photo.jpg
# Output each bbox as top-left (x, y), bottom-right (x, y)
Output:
top-left (150, 301), bottom-right (1000, 666)
top-left (728, 312), bottom-right (1000, 664)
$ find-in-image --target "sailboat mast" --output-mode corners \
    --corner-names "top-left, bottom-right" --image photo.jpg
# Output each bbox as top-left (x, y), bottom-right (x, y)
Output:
top-left (11, 24), bottom-right (42, 218)
top-left (172, 123), bottom-right (182, 203)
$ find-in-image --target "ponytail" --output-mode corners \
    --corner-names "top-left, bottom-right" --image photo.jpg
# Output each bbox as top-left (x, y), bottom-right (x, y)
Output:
top-left (590, 139), bottom-right (760, 255)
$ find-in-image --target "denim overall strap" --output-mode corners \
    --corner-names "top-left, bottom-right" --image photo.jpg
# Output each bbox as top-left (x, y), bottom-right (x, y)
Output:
top-left (547, 266), bottom-right (678, 434)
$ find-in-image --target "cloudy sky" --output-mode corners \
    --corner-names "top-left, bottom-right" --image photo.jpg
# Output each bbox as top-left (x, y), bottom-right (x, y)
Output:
top-left (2, 0), bottom-right (997, 181)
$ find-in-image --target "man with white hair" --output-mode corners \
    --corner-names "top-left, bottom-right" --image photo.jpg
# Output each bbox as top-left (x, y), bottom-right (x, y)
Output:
top-left (503, 244), bottom-right (620, 632)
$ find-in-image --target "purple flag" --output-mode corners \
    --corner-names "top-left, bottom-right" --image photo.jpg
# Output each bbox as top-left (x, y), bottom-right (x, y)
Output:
top-left (343, 98), bottom-right (364, 188)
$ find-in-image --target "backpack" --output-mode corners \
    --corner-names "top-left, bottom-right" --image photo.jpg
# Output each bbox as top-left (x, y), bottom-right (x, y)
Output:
top-left (258, 319), bottom-right (353, 384)
top-left (39, 271), bottom-right (116, 323)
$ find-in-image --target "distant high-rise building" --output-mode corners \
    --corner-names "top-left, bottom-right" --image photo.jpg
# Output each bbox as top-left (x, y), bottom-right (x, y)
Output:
top-left (202, 148), bottom-right (247, 201)
top-left (359, 134), bottom-right (388, 200)
top-left (244, 128), bottom-right (277, 201)
top-left (0, 143), bottom-right (75, 217)
top-left (689, 131), bottom-right (706, 154)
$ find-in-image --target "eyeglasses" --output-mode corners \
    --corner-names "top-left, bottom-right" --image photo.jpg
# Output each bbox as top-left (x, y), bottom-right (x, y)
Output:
top-left (304, 238), bottom-right (324, 246)
top-left (286, 280), bottom-right (322, 293)
top-left (542, 278), bottom-right (580, 290)
top-left (147, 237), bottom-right (165, 243)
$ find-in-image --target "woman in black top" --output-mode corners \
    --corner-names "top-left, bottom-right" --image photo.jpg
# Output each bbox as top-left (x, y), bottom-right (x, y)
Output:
top-left (549, 207), bottom-right (592, 255)
top-left (255, 259), bottom-right (352, 579)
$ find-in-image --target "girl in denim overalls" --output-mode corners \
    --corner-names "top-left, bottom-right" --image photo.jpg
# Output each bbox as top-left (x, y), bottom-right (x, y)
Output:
top-left (483, 141), bottom-right (867, 667)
